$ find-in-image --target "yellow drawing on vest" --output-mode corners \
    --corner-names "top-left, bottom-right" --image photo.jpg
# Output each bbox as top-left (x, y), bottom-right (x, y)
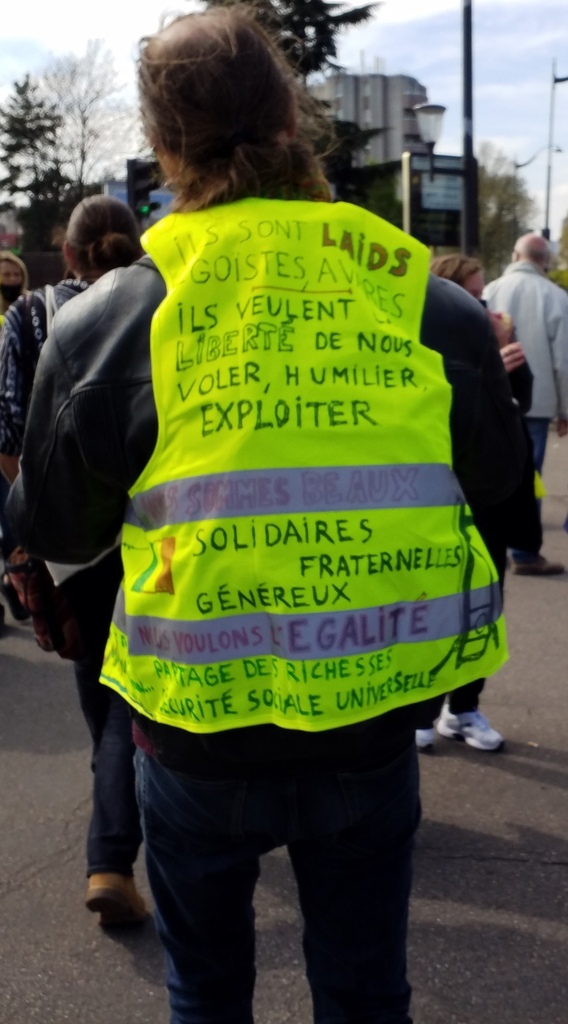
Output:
top-left (132, 537), bottom-right (176, 595)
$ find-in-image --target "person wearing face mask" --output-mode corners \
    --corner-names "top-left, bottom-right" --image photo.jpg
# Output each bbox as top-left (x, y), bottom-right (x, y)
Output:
top-left (0, 251), bottom-right (28, 318)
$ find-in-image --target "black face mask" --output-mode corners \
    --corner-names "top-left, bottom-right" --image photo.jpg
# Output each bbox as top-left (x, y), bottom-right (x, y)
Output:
top-left (0, 283), bottom-right (22, 304)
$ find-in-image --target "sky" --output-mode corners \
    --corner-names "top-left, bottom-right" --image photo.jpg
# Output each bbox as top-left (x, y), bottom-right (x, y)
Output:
top-left (2, 0), bottom-right (568, 240)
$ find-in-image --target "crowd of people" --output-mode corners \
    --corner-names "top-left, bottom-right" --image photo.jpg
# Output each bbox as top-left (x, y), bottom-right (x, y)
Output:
top-left (1, 7), bottom-right (568, 1023)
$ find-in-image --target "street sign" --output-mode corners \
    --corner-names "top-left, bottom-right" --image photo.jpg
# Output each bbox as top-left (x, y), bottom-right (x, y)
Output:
top-left (103, 179), bottom-right (174, 225)
top-left (402, 153), bottom-right (464, 248)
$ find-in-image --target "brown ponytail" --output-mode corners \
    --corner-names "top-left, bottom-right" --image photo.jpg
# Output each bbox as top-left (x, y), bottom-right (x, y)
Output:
top-left (65, 195), bottom-right (141, 277)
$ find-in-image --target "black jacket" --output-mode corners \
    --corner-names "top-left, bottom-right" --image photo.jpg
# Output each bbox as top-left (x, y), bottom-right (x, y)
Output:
top-left (7, 257), bottom-right (527, 777)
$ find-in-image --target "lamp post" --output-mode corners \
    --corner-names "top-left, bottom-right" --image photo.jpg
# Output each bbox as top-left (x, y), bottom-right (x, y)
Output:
top-left (515, 145), bottom-right (562, 173)
top-left (412, 103), bottom-right (447, 179)
top-left (514, 146), bottom-right (562, 242)
top-left (543, 60), bottom-right (568, 240)
top-left (462, 0), bottom-right (478, 255)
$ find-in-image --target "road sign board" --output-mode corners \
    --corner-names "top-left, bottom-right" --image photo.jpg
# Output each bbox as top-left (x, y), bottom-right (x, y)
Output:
top-left (402, 153), bottom-right (464, 248)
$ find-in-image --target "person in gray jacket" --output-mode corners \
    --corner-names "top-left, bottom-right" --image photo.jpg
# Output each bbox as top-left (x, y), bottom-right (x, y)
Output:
top-left (483, 233), bottom-right (568, 575)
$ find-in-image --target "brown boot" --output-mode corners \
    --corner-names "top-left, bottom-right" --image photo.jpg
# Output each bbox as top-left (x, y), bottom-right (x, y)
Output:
top-left (86, 873), bottom-right (148, 927)
top-left (511, 555), bottom-right (565, 576)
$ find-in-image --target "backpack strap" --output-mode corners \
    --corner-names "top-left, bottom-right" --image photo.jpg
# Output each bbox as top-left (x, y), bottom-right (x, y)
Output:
top-left (19, 288), bottom-right (50, 409)
top-left (44, 284), bottom-right (57, 335)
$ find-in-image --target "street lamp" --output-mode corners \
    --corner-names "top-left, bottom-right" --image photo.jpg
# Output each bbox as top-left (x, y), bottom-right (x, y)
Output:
top-left (513, 146), bottom-right (562, 243)
top-left (462, 0), bottom-right (477, 255)
top-left (515, 145), bottom-right (562, 173)
top-left (413, 103), bottom-right (446, 179)
top-left (543, 60), bottom-right (568, 240)
top-left (511, 147), bottom-right (561, 246)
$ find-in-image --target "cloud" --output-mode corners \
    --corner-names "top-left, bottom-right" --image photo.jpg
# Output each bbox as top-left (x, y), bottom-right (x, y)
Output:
top-left (2, 0), bottom-right (568, 236)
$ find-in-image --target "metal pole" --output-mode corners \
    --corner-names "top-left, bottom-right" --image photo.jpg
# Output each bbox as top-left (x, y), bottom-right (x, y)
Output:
top-left (543, 61), bottom-right (556, 240)
top-left (512, 159), bottom-right (519, 248)
top-left (543, 63), bottom-right (568, 240)
top-left (462, 0), bottom-right (478, 254)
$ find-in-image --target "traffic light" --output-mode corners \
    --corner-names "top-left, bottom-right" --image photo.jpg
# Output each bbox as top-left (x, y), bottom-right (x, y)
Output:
top-left (126, 158), bottom-right (161, 222)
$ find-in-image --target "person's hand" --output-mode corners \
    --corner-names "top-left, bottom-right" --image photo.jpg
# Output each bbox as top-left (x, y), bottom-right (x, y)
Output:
top-left (499, 342), bottom-right (526, 374)
top-left (557, 416), bottom-right (568, 437)
top-left (488, 310), bottom-right (514, 349)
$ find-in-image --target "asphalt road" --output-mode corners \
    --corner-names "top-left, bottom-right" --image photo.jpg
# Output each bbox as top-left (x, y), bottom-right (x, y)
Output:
top-left (1, 435), bottom-right (567, 1024)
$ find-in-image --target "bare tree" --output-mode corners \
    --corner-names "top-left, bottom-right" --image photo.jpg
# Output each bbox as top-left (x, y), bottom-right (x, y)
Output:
top-left (41, 39), bottom-right (142, 196)
top-left (478, 142), bottom-right (538, 281)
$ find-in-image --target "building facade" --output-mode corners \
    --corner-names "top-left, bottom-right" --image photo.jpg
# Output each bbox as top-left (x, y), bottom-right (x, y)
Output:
top-left (310, 72), bottom-right (429, 166)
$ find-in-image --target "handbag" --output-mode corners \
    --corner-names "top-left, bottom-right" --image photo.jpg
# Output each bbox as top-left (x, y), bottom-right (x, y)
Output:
top-left (5, 546), bottom-right (84, 660)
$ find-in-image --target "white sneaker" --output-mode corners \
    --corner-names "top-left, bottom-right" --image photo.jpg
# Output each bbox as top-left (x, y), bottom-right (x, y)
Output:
top-left (415, 727), bottom-right (436, 752)
top-left (436, 707), bottom-right (504, 751)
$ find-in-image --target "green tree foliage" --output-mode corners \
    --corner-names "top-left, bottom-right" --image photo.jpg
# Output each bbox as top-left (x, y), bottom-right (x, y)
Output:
top-left (0, 76), bottom-right (74, 250)
top-left (548, 268), bottom-right (568, 292)
top-left (359, 161), bottom-right (402, 227)
top-left (322, 120), bottom-right (384, 201)
top-left (557, 214), bottom-right (568, 268)
top-left (266, 0), bottom-right (378, 77)
top-left (0, 44), bottom-right (142, 251)
top-left (204, 0), bottom-right (379, 77)
top-left (477, 142), bottom-right (537, 282)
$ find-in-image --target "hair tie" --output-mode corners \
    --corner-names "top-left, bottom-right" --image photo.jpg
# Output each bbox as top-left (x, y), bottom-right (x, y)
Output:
top-left (214, 131), bottom-right (257, 159)
top-left (227, 131), bottom-right (249, 149)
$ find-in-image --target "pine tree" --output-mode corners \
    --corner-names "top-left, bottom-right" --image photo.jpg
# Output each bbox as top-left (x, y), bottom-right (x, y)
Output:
top-left (0, 75), bottom-right (74, 250)
top-left (273, 0), bottom-right (378, 78)
top-left (205, 0), bottom-right (378, 77)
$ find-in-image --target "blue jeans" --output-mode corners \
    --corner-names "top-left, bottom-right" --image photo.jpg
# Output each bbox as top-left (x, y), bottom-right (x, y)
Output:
top-left (75, 652), bottom-right (142, 876)
top-left (61, 549), bottom-right (142, 877)
top-left (135, 743), bottom-right (420, 1024)
top-left (511, 416), bottom-right (549, 562)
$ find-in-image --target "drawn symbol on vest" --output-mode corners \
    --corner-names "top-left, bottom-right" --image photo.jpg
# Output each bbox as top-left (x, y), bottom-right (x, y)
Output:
top-left (132, 537), bottom-right (176, 595)
top-left (429, 505), bottom-right (500, 680)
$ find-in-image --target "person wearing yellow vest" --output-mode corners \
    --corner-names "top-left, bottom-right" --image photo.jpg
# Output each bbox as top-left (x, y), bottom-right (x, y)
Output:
top-left (8, 10), bottom-right (527, 1023)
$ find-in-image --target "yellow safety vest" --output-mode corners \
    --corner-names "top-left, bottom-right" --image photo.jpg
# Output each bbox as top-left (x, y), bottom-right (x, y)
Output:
top-left (102, 198), bottom-right (507, 734)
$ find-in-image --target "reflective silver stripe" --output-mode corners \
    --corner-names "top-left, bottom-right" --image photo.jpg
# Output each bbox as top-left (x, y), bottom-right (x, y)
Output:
top-left (126, 464), bottom-right (465, 529)
top-left (112, 583), bottom-right (501, 665)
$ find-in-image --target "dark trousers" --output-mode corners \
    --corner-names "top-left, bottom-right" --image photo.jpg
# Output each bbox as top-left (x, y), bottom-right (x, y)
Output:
top-left (61, 549), bottom-right (142, 876)
top-left (136, 743), bottom-right (420, 1024)
top-left (0, 473), bottom-right (15, 565)
top-left (511, 416), bottom-right (549, 561)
